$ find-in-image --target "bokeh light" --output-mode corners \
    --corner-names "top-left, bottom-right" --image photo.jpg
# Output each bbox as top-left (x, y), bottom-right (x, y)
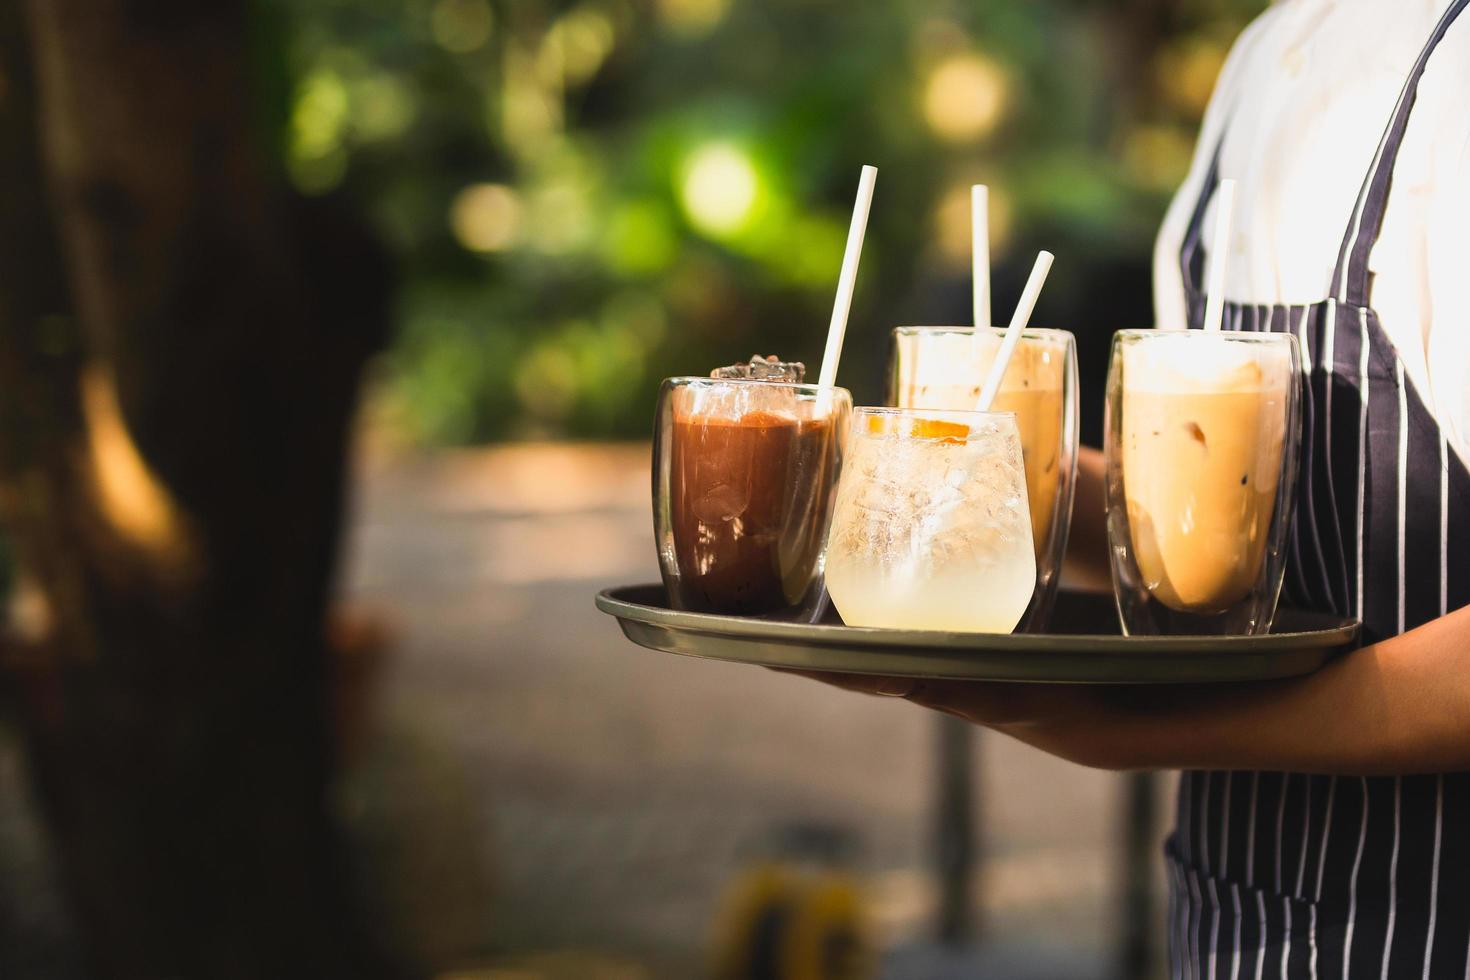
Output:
top-left (501, 46), bottom-right (562, 157)
top-left (1122, 125), bottom-right (1197, 192)
top-left (543, 7), bottom-right (617, 87)
top-left (656, 0), bottom-right (732, 38)
top-left (449, 184), bottom-right (523, 253)
top-left (922, 53), bottom-right (1010, 143)
top-left (274, 0), bottom-right (1257, 445)
top-left (524, 178), bottom-right (597, 256)
top-left (933, 182), bottom-right (1014, 271)
top-left (352, 73), bottom-right (417, 142)
top-left (289, 68), bottom-right (351, 193)
top-left (291, 68), bottom-right (349, 159)
top-left (1155, 37), bottom-right (1229, 116)
top-left (678, 142), bottom-right (762, 240)
top-left (431, 0), bottom-right (494, 54)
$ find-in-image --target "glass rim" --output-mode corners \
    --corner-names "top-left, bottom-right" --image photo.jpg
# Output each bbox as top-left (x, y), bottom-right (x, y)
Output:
top-left (854, 405), bottom-right (1017, 421)
top-left (892, 325), bottom-right (1074, 341)
top-left (662, 376), bottom-right (853, 396)
top-left (1113, 328), bottom-right (1299, 345)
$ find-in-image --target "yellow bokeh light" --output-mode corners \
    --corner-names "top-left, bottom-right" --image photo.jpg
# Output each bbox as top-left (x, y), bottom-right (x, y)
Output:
top-left (431, 0), bottom-right (494, 54)
top-left (934, 182), bottom-right (1013, 270)
top-left (542, 8), bottom-right (617, 87)
top-left (1123, 124), bottom-right (1196, 191)
top-left (524, 180), bottom-right (596, 255)
top-left (352, 74), bottom-right (416, 142)
top-left (1155, 38), bottom-right (1227, 117)
top-left (679, 142), bottom-right (760, 239)
top-left (450, 183), bottom-right (523, 253)
top-left (502, 46), bottom-right (562, 157)
top-left (291, 69), bottom-right (350, 160)
top-left (81, 365), bottom-right (192, 570)
top-left (922, 53), bottom-right (1009, 143)
top-left (656, 0), bottom-right (731, 37)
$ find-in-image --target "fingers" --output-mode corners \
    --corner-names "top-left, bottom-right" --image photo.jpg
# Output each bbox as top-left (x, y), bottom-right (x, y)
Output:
top-left (771, 668), bottom-right (981, 716)
top-left (768, 666), bottom-right (1095, 728)
top-left (771, 667), bottom-right (923, 697)
top-left (770, 667), bottom-right (983, 712)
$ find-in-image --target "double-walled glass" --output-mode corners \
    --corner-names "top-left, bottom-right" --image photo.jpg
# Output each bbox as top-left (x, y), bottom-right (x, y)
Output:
top-left (888, 327), bottom-right (1079, 630)
top-left (1104, 330), bottom-right (1302, 635)
top-left (653, 377), bottom-right (851, 621)
top-left (825, 407), bottom-right (1036, 633)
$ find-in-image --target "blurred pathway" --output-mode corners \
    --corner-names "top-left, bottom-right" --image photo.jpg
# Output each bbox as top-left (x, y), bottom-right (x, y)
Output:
top-left (341, 441), bottom-right (1156, 978)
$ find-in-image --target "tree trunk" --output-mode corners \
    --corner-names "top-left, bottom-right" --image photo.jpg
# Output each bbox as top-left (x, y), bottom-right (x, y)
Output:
top-left (0, 1), bottom-right (396, 976)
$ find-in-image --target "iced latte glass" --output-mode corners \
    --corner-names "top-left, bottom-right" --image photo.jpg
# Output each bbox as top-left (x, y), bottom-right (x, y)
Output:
top-left (825, 408), bottom-right (1036, 633)
top-left (654, 378), bottom-right (851, 621)
top-left (1104, 330), bottom-right (1302, 635)
top-left (888, 327), bottom-right (1078, 630)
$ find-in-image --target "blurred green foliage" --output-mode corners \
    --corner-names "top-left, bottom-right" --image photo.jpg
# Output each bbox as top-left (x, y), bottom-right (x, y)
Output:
top-left (272, 0), bottom-right (1265, 444)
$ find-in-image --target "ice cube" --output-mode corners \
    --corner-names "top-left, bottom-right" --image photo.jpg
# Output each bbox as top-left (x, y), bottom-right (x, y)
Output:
top-left (711, 354), bottom-right (807, 382)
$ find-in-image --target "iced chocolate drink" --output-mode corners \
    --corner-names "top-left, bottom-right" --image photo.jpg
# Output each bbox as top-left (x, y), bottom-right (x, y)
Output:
top-left (1104, 330), bottom-right (1301, 635)
top-left (887, 327), bottom-right (1078, 629)
top-left (669, 410), bottom-right (837, 614)
top-left (654, 363), bottom-right (850, 620)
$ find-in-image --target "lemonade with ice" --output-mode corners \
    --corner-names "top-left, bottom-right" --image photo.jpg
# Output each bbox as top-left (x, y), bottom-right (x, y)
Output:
top-left (825, 409), bottom-right (1036, 632)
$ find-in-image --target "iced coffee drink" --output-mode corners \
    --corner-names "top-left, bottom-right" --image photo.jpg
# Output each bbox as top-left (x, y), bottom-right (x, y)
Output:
top-left (888, 327), bottom-right (1078, 629)
top-left (654, 360), bottom-right (851, 621)
top-left (1104, 330), bottom-right (1301, 635)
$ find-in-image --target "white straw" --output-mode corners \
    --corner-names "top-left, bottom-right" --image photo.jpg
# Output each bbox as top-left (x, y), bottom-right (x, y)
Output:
top-left (816, 165), bottom-right (878, 391)
top-left (972, 184), bottom-right (991, 329)
top-left (975, 250), bottom-right (1054, 412)
top-left (1201, 178), bottom-right (1236, 333)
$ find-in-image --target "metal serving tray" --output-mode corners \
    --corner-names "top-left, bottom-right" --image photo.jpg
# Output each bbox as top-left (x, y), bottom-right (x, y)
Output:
top-left (595, 585), bottom-right (1359, 684)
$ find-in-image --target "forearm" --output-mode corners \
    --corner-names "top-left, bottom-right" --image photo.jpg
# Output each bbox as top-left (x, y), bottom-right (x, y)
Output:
top-left (977, 602), bottom-right (1470, 773)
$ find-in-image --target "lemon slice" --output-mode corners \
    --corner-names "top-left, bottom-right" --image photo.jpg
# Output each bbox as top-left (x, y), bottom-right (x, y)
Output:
top-left (865, 414), bottom-right (969, 442)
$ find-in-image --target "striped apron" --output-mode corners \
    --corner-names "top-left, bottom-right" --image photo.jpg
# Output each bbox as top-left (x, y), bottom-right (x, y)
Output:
top-left (1167, 1), bottom-right (1470, 976)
